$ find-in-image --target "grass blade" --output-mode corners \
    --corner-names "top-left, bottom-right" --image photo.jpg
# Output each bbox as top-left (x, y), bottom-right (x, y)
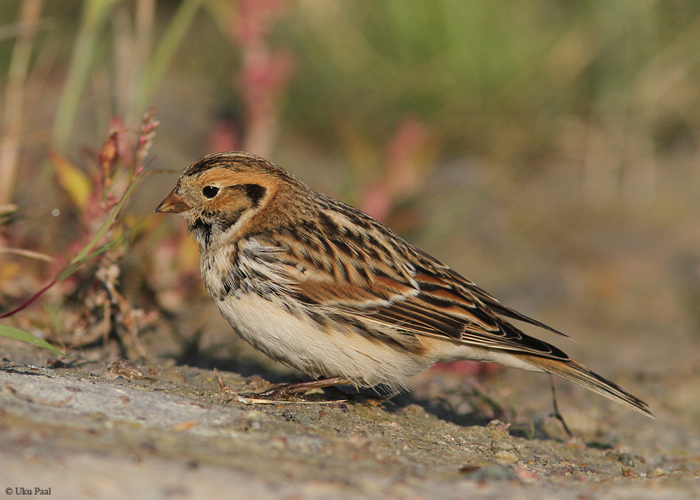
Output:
top-left (0, 324), bottom-right (63, 356)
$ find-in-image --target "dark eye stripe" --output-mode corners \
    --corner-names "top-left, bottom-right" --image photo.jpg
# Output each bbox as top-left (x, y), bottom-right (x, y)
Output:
top-left (241, 184), bottom-right (266, 207)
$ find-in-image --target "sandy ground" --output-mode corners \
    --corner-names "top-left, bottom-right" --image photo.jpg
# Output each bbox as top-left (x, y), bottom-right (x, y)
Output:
top-left (0, 334), bottom-right (698, 500)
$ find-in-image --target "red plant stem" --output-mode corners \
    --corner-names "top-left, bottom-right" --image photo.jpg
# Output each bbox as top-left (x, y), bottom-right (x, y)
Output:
top-left (0, 277), bottom-right (57, 319)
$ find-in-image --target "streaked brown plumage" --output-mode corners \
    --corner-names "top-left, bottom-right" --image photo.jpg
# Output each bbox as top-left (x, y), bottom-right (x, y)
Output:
top-left (156, 151), bottom-right (652, 417)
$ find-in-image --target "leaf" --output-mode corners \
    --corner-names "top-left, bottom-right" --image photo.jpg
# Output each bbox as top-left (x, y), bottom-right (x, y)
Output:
top-left (49, 151), bottom-right (93, 210)
top-left (0, 204), bottom-right (19, 226)
top-left (0, 325), bottom-right (64, 356)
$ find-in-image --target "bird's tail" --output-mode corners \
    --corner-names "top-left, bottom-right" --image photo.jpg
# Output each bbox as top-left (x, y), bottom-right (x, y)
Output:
top-left (517, 355), bottom-right (653, 418)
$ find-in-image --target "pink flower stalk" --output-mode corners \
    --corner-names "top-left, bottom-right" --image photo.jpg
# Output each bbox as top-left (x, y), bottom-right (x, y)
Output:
top-left (232, 0), bottom-right (292, 155)
top-left (361, 117), bottom-right (429, 222)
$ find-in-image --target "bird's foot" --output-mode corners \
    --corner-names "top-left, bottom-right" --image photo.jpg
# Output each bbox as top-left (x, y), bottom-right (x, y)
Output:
top-left (228, 376), bottom-right (351, 404)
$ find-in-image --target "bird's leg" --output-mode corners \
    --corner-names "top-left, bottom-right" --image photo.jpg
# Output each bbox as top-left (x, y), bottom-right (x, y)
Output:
top-left (252, 376), bottom-right (351, 400)
top-left (549, 375), bottom-right (573, 439)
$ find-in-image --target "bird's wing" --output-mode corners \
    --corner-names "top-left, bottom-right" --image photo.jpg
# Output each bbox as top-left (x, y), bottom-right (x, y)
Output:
top-left (284, 252), bottom-right (654, 417)
top-left (268, 233), bottom-right (570, 361)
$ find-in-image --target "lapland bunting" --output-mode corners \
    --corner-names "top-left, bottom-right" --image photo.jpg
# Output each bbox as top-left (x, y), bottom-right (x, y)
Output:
top-left (156, 152), bottom-right (651, 416)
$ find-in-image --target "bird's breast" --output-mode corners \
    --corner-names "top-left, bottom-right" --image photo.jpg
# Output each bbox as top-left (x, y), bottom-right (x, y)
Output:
top-left (212, 291), bottom-right (427, 390)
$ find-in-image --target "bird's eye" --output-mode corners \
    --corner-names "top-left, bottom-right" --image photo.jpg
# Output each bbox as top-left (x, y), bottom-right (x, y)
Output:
top-left (202, 186), bottom-right (220, 199)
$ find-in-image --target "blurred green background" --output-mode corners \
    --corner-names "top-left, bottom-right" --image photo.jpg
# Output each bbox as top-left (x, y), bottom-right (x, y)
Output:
top-left (1, 0), bottom-right (700, 376)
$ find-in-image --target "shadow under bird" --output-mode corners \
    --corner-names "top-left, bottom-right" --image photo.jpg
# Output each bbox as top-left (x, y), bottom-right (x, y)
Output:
top-left (156, 151), bottom-right (652, 417)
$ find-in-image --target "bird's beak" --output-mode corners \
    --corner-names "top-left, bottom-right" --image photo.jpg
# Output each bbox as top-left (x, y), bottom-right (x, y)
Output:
top-left (155, 188), bottom-right (190, 214)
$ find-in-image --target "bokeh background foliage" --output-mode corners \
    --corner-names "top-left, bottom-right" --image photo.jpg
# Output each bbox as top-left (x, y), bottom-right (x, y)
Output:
top-left (1, 0), bottom-right (700, 377)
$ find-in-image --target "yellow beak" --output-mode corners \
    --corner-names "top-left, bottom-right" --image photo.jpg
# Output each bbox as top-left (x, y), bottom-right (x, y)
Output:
top-left (155, 188), bottom-right (191, 214)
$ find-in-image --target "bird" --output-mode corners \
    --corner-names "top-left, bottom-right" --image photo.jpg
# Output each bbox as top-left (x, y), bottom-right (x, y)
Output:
top-left (155, 151), bottom-right (652, 417)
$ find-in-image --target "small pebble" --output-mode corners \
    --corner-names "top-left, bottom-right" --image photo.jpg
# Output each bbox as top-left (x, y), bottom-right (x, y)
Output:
top-left (106, 360), bottom-right (144, 380)
top-left (495, 450), bottom-right (519, 464)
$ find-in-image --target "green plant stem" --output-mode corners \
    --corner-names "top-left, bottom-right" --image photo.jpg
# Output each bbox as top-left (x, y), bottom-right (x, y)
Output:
top-left (134, 0), bottom-right (204, 113)
top-left (69, 167), bottom-right (145, 266)
top-left (52, 0), bottom-right (116, 152)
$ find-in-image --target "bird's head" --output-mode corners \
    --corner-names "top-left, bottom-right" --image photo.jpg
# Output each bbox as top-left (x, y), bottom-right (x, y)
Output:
top-left (155, 151), bottom-right (302, 249)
